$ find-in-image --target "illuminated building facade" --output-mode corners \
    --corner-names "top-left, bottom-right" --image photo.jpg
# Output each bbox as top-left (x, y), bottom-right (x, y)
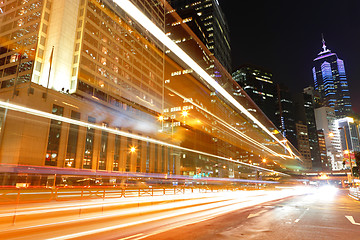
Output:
top-left (312, 37), bottom-right (352, 118)
top-left (314, 107), bottom-right (343, 170)
top-left (167, 0), bottom-right (231, 73)
top-left (0, 0), bottom-right (172, 174)
top-left (0, 0), bottom-right (303, 185)
top-left (232, 65), bottom-right (276, 124)
top-left (317, 129), bottom-right (331, 171)
top-left (275, 83), bottom-right (296, 146)
top-left (295, 122), bottom-right (312, 170)
top-left (336, 117), bottom-right (360, 153)
top-left (293, 91), bottom-right (322, 171)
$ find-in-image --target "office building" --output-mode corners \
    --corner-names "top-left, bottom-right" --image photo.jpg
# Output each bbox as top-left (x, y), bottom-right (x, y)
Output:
top-left (275, 83), bottom-right (296, 147)
top-left (336, 117), bottom-right (360, 153)
top-left (312, 36), bottom-right (352, 118)
top-left (232, 65), bottom-right (276, 124)
top-left (314, 107), bottom-right (343, 170)
top-left (167, 0), bottom-right (231, 73)
top-left (0, 0), bottom-right (304, 186)
top-left (317, 129), bottom-right (331, 171)
top-left (0, 0), bottom-right (171, 173)
top-left (293, 91), bottom-right (322, 171)
top-left (295, 123), bottom-right (312, 170)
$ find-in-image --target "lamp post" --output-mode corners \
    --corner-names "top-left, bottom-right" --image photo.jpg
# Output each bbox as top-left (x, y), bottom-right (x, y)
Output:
top-left (339, 127), bottom-right (354, 185)
top-left (181, 110), bottom-right (188, 125)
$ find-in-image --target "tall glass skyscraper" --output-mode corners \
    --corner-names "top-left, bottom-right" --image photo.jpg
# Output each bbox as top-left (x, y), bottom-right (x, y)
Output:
top-left (167, 0), bottom-right (231, 73)
top-left (312, 36), bottom-right (352, 118)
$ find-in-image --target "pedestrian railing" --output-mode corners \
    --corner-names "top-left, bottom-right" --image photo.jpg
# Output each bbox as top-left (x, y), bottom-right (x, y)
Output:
top-left (349, 187), bottom-right (360, 200)
top-left (0, 185), bottom-right (245, 205)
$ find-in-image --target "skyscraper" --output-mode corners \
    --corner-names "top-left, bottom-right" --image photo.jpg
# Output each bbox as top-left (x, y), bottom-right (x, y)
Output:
top-left (295, 122), bottom-right (312, 170)
top-left (314, 107), bottom-right (343, 170)
top-left (312, 36), bottom-right (352, 118)
top-left (293, 91), bottom-right (322, 171)
top-left (167, 0), bottom-right (231, 73)
top-left (275, 83), bottom-right (297, 147)
top-left (232, 65), bottom-right (276, 124)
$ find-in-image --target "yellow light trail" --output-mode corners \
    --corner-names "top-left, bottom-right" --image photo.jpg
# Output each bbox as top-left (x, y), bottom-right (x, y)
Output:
top-left (45, 190), bottom-right (301, 240)
top-left (167, 87), bottom-right (286, 158)
top-left (113, 0), bottom-right (291, 154)
top-left (0, 101), bottom-right (288, 175)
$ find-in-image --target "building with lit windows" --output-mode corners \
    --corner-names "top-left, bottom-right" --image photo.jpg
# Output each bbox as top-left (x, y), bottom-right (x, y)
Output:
top-left (336, 117), bottom-right (360, 153)
top-left (167, 0), bottom-right (231, 73)
top-left (0, 0), bottom-right (303, 186)
top-left (295, 123), bottom-right (312, 170)
top-left (275, 83), bottom-right (296, 147)
top-left (232, 65), bottom-right (276, 124)
top-left (0, 0), bottom-right (172, 176)
top-left (314, 107), bottom-right (343, 170)
top-left (293, 91), bottom-right (322, 171)
top-left (317, 129), bottom-right (331, 171)
top-left (312, 36), bottom-right (352, 118)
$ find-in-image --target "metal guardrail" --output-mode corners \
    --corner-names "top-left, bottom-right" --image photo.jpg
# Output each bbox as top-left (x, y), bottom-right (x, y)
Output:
top-left (0, 185), bottom-right (246, 205)
top-left (349, 187), bottom-right (360, 200)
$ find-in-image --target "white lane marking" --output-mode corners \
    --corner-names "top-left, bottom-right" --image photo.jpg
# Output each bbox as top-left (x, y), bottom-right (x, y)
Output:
top-left (247, 209), bottom-right (268, 218)
top-left (294, 207), bottom-right (309, 224)
top-left (346, 216), bottom-right (360, 225)
top-left (118, 233), bottom-right (144, 240)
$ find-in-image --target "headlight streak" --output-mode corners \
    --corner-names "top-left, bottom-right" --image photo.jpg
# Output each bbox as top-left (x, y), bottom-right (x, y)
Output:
top-left (0, 191), bottom-right (230, 218)
top-left (0, 101), bottom-right (288, 175)
top-left (45, 190), bottom-right (297, 240)
top-left (131, 190), bottom-right (301, 240)
top-left (6, 192), bottom-right (247, 234)
top-left (112, 0), bottom-right (296, 156)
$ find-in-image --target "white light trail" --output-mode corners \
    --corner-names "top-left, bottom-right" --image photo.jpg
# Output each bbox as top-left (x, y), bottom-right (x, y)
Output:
top-left (167, 87), bottom-right (284, 157)
top-left (0, 101), bottom-right (288, 175)
top-left (45, 190), bottom-right (299, 240)
top-left (113, 0), bottom-right (294, 154)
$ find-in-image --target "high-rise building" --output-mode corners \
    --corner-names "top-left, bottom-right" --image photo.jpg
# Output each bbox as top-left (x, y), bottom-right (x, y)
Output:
top-left (303, 86), bottom-right (322, 108)
top-left (312, 36), bottom-right (352, 118)
top-left (314, 107), bottom-right (343, 170)
top-left (295, 122), bottom-right (312, 170)
top-left (275, 83), bottom-right (296, 147)
top-left (167, 0), bottom-right (231, 73)
top-left (317, 129), bottom-right (331, 171)
top-left (232, 65), bottom-right (276, 124)
top-left (0, 0), bottom-right (304, 186)
top-left (293, 91), bottom-right (322, 171)
top-left (336, 117), bottom-right (360, 153)
top-left (0, 0), bottom-right (167, 172)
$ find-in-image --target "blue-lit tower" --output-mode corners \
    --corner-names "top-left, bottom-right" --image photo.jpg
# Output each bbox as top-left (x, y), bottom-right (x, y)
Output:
top-left (312, 36), bottom-right (352, 118)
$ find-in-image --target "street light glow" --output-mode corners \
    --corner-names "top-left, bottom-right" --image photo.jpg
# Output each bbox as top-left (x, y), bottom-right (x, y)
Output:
top-left (181, 110), bottom-right (188, 117)
top-left (130, 146), bottom-right (137, 153)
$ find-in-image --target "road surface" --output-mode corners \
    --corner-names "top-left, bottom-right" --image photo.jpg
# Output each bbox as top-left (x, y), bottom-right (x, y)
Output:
top-left (139, 188), bottom-right (360, 240)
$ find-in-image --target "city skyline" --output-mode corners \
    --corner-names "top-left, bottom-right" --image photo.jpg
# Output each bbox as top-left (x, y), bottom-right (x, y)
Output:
top-left (219, 0), bottom-right (360, 113)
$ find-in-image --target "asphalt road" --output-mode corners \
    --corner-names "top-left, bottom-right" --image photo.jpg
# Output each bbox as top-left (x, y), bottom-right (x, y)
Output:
top-left (140, 188), bottom-right (360, 240)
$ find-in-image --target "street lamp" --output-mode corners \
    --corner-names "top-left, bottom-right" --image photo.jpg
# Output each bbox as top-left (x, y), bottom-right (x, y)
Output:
top-left (181, 110), bottom-right (189, 125)
top-left (158, 115), bottom-right (164, 132)
top-left (339, 126), bottom-right (354, 185)
top-left (129, 146), bottom-right (137, 153)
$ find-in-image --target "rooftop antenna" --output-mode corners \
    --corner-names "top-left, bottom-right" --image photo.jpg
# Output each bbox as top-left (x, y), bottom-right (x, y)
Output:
top-left (321, 33), bottom-right (327, 52)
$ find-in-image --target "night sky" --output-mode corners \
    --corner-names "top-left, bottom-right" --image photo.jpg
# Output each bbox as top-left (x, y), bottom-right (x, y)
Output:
top-left (219, 0), bottom-right (360, 113)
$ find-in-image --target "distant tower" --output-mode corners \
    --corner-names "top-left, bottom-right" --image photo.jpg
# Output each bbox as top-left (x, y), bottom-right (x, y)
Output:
top-left (312, 35), bottom-right (352, 118)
